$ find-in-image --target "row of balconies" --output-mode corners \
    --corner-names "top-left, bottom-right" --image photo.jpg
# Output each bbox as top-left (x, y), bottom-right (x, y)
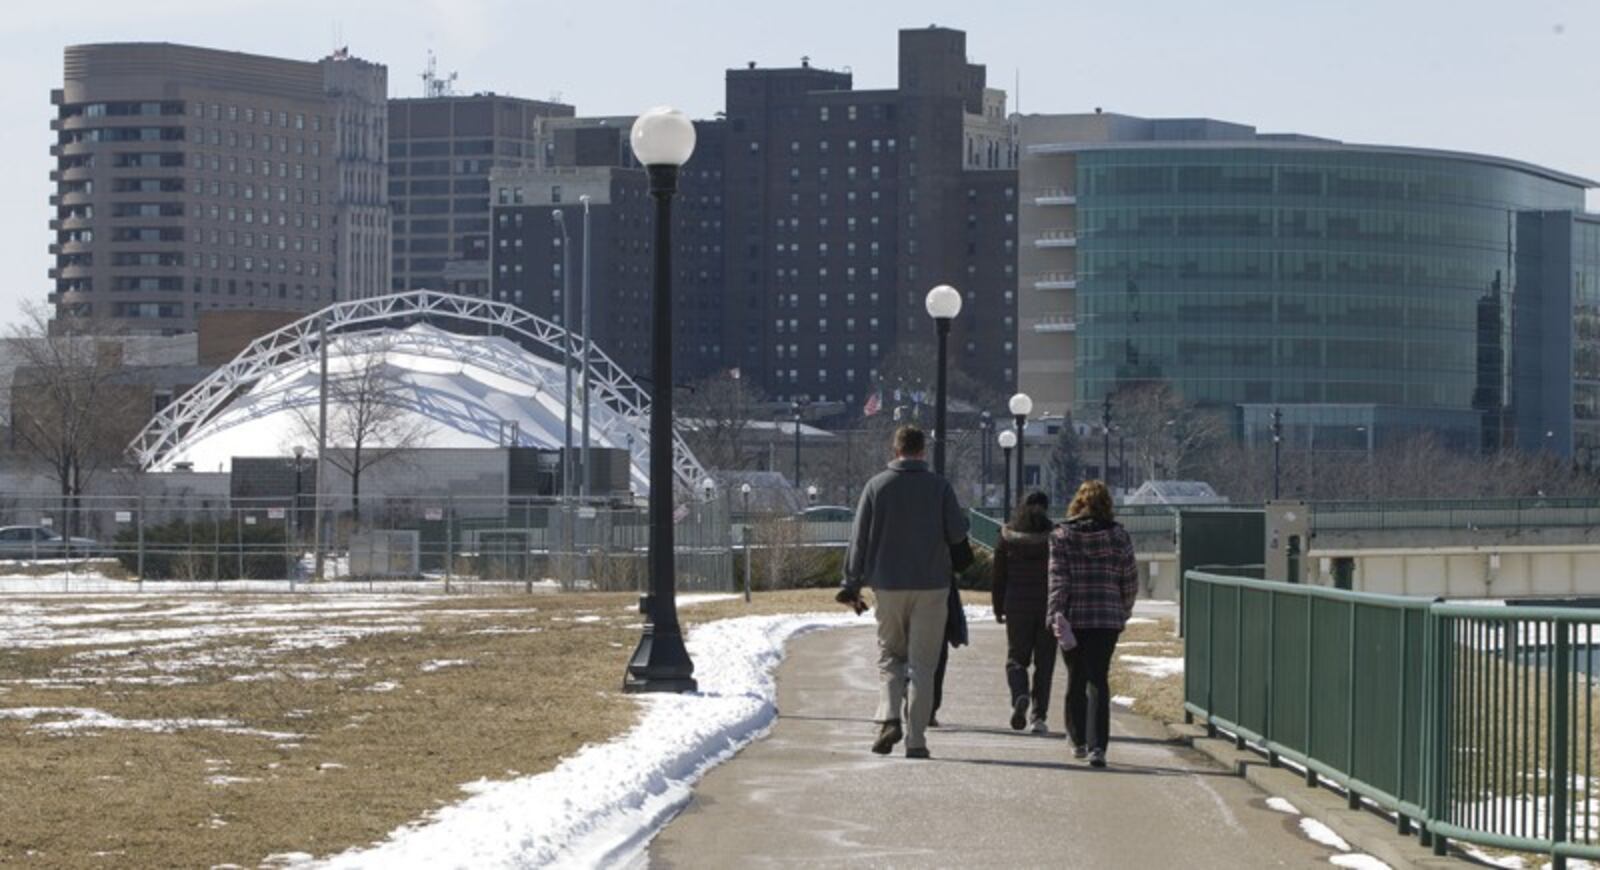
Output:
top-left (1033, 272), bottom-right (1077, 291)
top-left (1031, 313), bottom-right (1077, 334)
top-left (1032, 188), bottom-right (1077, 206)
top-left (1033, 230), bottom-right (1078, 248)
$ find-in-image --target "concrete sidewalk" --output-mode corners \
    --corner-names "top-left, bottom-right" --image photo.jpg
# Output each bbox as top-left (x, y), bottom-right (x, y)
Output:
top-left (650, 621), bottom-right (1348, 868)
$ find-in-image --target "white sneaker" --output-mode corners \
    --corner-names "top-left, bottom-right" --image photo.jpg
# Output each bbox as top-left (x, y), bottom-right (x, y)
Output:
top-left (1029, 718), bottom-right (1048, 735)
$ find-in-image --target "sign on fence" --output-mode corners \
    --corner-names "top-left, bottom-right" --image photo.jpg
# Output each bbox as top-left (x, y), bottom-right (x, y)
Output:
top-left (424, 508), bottom-right (444, 521)
top-left (39, 517), bottom-right (52, 527)
top-left (267, 508), bottom-right (286, 520)
top-left (114, 511), bottom-right (132, 523)
top-left (244, 515), bottom-right (258, 526)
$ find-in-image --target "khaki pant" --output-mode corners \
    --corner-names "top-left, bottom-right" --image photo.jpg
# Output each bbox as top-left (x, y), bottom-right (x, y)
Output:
top-left (872, 587), bottom-right (948, 751)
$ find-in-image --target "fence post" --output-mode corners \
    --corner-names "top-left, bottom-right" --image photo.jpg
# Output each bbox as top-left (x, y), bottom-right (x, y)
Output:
top-left (1267, 588), bottom-right (1279, 767)
top-left (1431, 610), bottom-right (1451, 857)
top-left (1306, 592), bottom-right (1318, 788)
top-left (236, 507), bottom-right (244, 582)
top-left (1347, 599), bottom-right (1361, 809)
top-left (1552, 621), bottom-right (1571, 870)
top-left (1234, 585), bottom-right (1246, 750)
top-left (444, 496), bottom-right (454, 595)
top-left (1397, 607), bottom-right (1412, 836)
top-left (136, 495), bottom-right (145, 592)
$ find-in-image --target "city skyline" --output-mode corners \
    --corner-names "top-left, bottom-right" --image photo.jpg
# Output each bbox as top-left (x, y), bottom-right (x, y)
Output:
top-left (6, 0), bottom-right (1598, 326)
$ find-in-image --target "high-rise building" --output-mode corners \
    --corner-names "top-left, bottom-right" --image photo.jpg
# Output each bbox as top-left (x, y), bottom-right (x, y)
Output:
top-left (1016, 111), bottom-right (1598, 460)
top-left (487, 117), bottom-right (727, 381)
top-left (50, 43), bottom-right (388, 333)
top-left (721, 26), bottom-right (1017, 405)
top-left (387, 93), bottom-right (575, 294)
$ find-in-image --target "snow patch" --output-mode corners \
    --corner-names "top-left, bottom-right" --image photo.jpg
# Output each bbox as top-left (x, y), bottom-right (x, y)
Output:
top-left (1330, 855), bottom-right (1391, 870)
top-left (1118, 655), bottom-right (1184, 678)
top-left (1298, 818), bottom-right (1351, 851)
top-left (304, 610), bottom-right (869, 869)
top-left (0, 706), bottom-right (300, 740)
top-left (418, 659), bottom-right (469, 673)
top-left (1111, 695), bottom-right (1136, 708)
top-left (1265, 796), bottom-right (1300, 815)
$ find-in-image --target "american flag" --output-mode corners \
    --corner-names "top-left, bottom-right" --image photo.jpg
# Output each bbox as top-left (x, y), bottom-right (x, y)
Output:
top-left (862, 391), bottom-right (882, 417)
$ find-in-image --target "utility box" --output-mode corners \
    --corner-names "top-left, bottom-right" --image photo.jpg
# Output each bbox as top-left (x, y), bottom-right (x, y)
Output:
top-left (1264, 500), bottom-right (1310, 583)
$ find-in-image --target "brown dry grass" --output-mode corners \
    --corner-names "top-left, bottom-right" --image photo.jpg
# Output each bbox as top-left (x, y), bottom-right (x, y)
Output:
top-left (0, 590), bottom-right (839, 868)
top-left (1108, 617), bottom-right (1186, 724)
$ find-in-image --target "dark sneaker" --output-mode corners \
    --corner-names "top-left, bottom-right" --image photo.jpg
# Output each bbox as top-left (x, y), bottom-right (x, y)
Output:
top-left (1088, 748), bottom-right (1106, 768)
top-left (1010, 697), bottom-right (1029, 731)
top-left (1072, 744), bottom-right (1088, 759)
top-left (871, 720), bottom-right (903, 755)
top-left (905, 746), bottom-right (930, 759)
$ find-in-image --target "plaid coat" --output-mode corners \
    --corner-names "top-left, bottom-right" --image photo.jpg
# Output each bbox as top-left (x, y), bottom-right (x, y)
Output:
top-left (1046, 517), bottom-right (1139, 632)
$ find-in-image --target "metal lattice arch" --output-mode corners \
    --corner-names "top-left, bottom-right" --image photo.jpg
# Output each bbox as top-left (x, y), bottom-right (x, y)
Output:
top-left (129, 290), bottom-right (711, 496)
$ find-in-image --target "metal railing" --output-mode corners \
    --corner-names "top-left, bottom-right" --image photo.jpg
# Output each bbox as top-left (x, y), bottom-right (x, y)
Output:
top-left (1186, 570), bottom-right (1600, 867)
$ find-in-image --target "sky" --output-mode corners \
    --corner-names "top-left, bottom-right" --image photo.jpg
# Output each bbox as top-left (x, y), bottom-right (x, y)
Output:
top-left (3, 0), bottom-right (1597, 326)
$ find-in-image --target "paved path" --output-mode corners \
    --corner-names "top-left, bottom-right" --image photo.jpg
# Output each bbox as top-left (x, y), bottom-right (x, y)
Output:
top-left (651, 621), bottom-right (1341, 868)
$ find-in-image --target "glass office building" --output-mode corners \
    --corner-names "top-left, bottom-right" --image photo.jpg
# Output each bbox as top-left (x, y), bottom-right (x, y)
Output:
top-left (1016, 114), bottom-right (1597, 461)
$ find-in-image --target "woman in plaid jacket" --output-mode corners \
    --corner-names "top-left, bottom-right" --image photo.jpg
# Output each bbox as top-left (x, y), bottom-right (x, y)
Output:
top-left (1046, 479), bottom-right (1139, 768)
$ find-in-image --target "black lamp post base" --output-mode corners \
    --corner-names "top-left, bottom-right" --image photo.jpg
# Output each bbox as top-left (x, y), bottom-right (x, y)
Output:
top-left (623, 623), bottom-right (697, 694)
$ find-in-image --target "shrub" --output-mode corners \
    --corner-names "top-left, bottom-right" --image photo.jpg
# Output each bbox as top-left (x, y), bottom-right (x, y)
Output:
top-left (114, 518), bottom-right (290, 580)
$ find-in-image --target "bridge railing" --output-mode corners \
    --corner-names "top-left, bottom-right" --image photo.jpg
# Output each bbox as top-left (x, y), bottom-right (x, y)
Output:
top-left (1186, 571), bottom-right (1600, 868)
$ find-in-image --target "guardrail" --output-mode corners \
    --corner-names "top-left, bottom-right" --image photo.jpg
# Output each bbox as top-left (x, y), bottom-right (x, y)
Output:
top-left (1185, 570), bottom-right (1600, 868)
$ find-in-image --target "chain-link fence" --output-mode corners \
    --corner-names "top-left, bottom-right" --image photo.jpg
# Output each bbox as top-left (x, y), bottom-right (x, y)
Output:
top-left (0, 493), bottom-right (734, 594)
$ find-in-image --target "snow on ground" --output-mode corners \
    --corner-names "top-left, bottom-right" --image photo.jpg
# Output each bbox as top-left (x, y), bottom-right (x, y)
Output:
top-left (1118, 655), bottom-right (1185, 678)
top-left (678, 593), bottom-right (739, 607)
top-left (0, 706), bottom-right (301, 740)
top-left (298, 609), bottom-right (878, 869)
top-left (1299, 819), bottom-right (1351, 850)
top-left (1329, 855), bottom-right (1391, 870)
top-left (1111, 695), bottom-right (1136, 708)
top-left (1266, 796), bottom-right (1300, 814)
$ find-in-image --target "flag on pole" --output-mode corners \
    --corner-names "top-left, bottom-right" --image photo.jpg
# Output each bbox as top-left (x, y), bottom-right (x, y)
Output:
top-left (863, 391), bottom-right (882, 417)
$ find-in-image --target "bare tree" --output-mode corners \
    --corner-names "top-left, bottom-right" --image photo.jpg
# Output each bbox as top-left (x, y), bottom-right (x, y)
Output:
top-left (677, 369), bottom-right (767, 472)
top-left (293, 337), bottom-right (433, 522)
top-left (1111, 382), bottom-right (1225, 483)
top-left (5, 304), bottom-right (142, 531)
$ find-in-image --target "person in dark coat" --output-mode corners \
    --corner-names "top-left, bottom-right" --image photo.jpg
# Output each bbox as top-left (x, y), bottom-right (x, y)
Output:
top-left (991, 490), bottom-right (1057, 734)
top-left (1047, 479), bottom-right (1139, 768)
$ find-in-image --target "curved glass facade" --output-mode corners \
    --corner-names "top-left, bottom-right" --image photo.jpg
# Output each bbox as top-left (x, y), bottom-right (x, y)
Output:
top-left (1072, 146), bottom-right (1587, 443)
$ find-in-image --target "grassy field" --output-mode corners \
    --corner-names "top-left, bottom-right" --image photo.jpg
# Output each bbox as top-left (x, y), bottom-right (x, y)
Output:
top-left (0, 590), bottom-right (855, 868)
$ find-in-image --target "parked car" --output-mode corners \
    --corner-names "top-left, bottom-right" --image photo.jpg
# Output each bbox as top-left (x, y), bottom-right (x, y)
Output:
top-left (799, 505), bottom-right (854, 522)
top-left (0, 526), bottom-right (103, 559)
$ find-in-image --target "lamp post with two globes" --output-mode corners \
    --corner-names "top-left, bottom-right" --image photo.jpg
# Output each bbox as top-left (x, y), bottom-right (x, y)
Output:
top-left (1009, 393), bottom-right (1033, 499)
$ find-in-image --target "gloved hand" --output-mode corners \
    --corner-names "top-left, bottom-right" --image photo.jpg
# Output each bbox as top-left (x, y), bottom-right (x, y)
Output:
top-left (835, 586), bottom-right (868, 616)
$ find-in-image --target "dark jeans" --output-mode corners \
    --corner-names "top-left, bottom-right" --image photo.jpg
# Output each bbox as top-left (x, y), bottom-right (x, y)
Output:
top-left (1064, 628), bottom-right (1121, 751)
top-left (1005, 609), bottom-right (1056, 722)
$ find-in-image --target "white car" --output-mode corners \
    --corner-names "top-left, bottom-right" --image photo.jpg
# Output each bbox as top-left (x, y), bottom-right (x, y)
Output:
top-left (0, 526), bottom-right (103, 559)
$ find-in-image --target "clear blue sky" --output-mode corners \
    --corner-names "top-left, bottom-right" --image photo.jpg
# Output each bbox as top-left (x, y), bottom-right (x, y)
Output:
top-left (3, 0), bottom-right (1596, 325)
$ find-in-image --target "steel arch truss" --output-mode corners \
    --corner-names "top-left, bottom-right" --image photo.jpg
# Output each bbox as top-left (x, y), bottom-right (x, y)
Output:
top-left (129, 290), bottom-right (711, 495)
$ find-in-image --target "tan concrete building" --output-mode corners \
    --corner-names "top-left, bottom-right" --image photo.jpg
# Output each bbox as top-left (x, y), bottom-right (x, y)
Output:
top-left (50, 43), bottom-right (389, 334)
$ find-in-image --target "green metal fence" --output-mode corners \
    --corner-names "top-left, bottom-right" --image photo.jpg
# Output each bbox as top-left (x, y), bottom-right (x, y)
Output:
top-left (1185, 570), bottom-right (1600, 868)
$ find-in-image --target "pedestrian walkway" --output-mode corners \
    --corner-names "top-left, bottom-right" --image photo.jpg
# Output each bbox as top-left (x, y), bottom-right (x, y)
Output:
top-left (651, 620), bottom-right (1341, 868)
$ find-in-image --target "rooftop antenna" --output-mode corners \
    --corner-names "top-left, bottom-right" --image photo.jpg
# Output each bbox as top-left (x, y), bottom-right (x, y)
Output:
top-left (420, 50), bottom-right (458, 98)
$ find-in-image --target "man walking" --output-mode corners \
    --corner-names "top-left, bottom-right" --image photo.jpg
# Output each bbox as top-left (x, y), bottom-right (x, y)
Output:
top-left (837, 426), bottom-right (971, 759)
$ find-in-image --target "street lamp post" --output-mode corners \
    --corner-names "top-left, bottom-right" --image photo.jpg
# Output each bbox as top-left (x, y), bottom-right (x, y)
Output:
top-left (740, 482), bottom-right (752, 603)
top-left (1009, 392), bottom-right (1033, 498)
top-left (1101, 393), bottom-right (1112, 486)
top-left (925, 284), bottom-right (962, 476)
top-left (291, 445), bottom-right (305, 541)
top-left (580, 194), bottom-right (593, 499)
top-left (979, 411), bottom-right (993, 508)
top-left (1271, 407), bottom-right (1283, 500)
top-left (791, 403), bottom-right (802, 488)
top-left (998, 429), bottom-right (1017, 514)
top-left (623, 107), bottom-right (698, 694)
top-left (553, 209), bottom-right (573, 499)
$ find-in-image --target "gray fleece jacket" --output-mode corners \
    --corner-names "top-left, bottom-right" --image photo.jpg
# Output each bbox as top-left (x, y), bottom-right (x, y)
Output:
top-left (842, 458), bottom-right (970, 593)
